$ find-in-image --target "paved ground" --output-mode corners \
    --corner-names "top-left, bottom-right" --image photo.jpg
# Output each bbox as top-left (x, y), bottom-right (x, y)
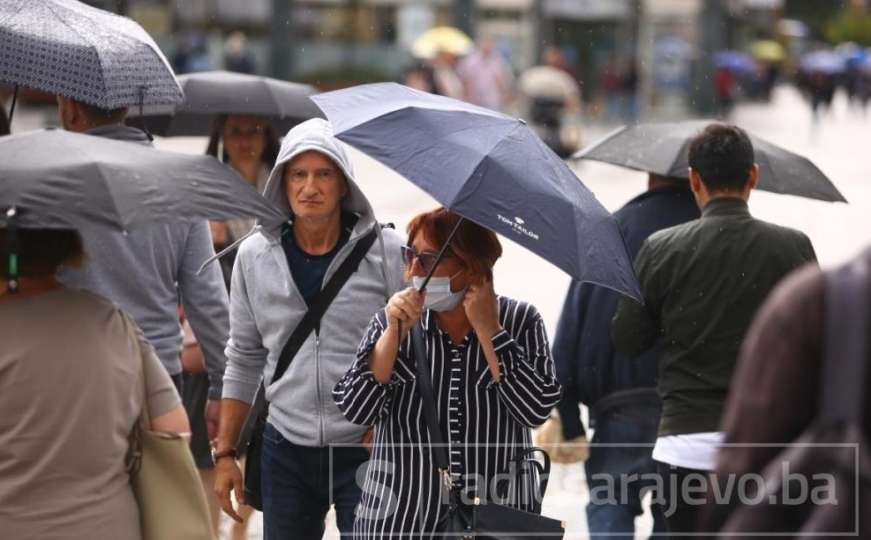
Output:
top-left (9, 84), bottom-right (869, 539)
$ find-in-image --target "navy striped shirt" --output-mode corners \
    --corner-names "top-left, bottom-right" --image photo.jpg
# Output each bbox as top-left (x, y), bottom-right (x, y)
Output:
top-left (332, 296), bottom-right (562, 537)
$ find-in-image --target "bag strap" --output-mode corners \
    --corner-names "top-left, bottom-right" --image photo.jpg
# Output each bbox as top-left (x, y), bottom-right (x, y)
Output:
top-left (411, 324), bottom-right (453, 479)
top-left (271, 226), bottom-right (377, 384)
top-left (821, 253), bottom-right (870, 423)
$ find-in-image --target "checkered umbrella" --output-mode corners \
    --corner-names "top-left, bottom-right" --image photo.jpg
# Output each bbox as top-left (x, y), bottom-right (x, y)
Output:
top-left (0, 0), bottom-right (182, 113)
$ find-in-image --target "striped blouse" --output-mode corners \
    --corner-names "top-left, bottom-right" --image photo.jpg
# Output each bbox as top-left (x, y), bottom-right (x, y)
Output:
top-left (332, 296), bottom-right (562, 538)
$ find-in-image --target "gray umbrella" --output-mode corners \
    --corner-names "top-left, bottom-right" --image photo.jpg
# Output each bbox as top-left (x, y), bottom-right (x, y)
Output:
top-left (0, 129), bottom-right (284, 230)
top-left (128, 70), bottom-right (323, 136)
top-left (0, 0), bottom-right (182, 113)
top-left (573, 120), bottom-right (847, 203)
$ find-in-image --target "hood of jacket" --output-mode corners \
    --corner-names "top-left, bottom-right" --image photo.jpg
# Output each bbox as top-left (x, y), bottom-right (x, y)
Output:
top-left (259, 118), bottom-right (375, 236)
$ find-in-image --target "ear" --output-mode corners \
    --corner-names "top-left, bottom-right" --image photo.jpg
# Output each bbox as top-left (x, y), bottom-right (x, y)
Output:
top-left (688, 168), bottom-right (703, 194)
top-left (747, 163), bottom-right (759, 192)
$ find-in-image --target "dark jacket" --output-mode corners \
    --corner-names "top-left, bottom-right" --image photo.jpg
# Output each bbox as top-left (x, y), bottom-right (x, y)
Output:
top-left (612, 197), bottom-right (817, 437)
top-left (553, 186), bottom-right (700, 439)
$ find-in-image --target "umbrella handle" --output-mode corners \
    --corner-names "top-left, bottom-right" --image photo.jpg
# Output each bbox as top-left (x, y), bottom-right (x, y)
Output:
top-left (8, 86), bottom-right (18, 126)
top-left (138, 86), bottom-right (153, 141)
top-left (5, 207), bottom-right (19, 294)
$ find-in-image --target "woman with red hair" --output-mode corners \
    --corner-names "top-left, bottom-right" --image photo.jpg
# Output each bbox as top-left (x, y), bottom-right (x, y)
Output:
top-left (333, 207), bottom-right (562, 538)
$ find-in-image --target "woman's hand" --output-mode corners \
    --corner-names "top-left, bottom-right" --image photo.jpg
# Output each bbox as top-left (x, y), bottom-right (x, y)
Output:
top-left (385, 287), bottom-right (425, 337)
top-left (464, 278), bottom-right (501, 340)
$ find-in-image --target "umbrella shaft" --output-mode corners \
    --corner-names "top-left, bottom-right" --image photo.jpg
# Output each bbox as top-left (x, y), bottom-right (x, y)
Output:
top-left (417, 216), bottom-right (465, 292)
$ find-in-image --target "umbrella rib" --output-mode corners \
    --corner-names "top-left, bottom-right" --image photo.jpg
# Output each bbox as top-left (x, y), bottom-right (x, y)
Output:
top-left (0, 0), bottom-right (26, 25)
top-left (42, 1), bottom-right (112, 101)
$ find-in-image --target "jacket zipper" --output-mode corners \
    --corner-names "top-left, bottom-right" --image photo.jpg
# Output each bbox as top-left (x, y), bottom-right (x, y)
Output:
top-left (315, 328), bottom-right (324, 447)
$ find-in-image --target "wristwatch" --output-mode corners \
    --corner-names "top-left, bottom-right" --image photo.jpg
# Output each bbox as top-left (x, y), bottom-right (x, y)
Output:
top-left (211, 446), bottom-right (237, 463)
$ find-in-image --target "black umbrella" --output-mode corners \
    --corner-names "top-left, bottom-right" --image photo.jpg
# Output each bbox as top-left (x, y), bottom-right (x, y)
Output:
top-left (128, 70), bottom-right (324, 137)
top-left (0, 129), bottom-right (285, 291)
top-left (312, 83), bottom-right (642, 301)
top-left (573, 121), bottom-right (847, 203)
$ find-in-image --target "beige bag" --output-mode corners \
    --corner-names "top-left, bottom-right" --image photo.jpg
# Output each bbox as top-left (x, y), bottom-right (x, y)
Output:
top-left (127, 328), bottom-right (215, 540)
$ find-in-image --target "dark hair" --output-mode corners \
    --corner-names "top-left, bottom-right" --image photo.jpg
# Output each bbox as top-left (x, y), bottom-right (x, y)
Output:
top-left (77, 101), bottom-right (128, 124)
top-left (0, 103), bottom-right (9, 136)
top-left (406, 208), bottom-right (502, 281)
top-left (0, 228), bottom-right (84, 278)
top-left (688, 124), bottom-right (755, 192)
top-left (205, 114), bottom-right (280, 167)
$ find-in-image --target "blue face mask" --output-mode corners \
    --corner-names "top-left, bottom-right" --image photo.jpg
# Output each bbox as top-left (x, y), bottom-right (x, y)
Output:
top-left (412, 271), bottom-right (466, 312)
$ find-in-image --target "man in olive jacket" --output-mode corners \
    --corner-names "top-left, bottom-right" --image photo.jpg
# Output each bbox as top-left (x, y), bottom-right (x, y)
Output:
top-left (611, 124), bottom-right (817, 532)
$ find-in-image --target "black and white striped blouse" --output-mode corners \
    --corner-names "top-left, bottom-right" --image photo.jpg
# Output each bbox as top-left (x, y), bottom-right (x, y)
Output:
top-left (333, 296), bottom-right (562, 538)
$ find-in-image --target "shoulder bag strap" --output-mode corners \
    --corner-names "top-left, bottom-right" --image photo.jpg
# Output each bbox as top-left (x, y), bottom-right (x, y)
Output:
top-left (411, 323), bottom-right (453, 490)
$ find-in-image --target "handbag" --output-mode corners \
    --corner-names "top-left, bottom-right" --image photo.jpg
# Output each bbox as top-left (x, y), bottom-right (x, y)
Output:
top-left (410, 324), bottom-right (565, 539)
top-left (127, 326), bottom-right (215, 540)
top-left (238, 227), bottom-right (378, 510)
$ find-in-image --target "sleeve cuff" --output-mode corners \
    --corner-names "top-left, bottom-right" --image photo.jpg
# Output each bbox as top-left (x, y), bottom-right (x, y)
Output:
top-left (207, 381), bottom-right (224, 401)
top-left (221, 378), bottom-right (260, 404)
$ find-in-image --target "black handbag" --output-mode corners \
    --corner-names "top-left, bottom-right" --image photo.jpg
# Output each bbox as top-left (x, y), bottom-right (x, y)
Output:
top-left (410, 324), bottom-right (566, 539)
top-left (236, 227), bottom-right (377, 511)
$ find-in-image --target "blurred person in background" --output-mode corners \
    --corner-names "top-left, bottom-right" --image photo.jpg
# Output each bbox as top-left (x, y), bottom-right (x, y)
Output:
top-left (458, 36), bottom-right (514, 111)
top-left (179, 112), bottom-right (280, 538)
top-left (224, 31), bottom-right (256, 74)
top-left (206, 113), bottom-right (280, 268)
top-left (0, 228), bottom-right (189, 539)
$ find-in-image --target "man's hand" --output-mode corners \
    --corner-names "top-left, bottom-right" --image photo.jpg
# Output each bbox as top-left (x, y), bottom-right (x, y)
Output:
top-left (214, 457), bottom-right (245, 523)
top-left (463, 278), bottom-right (501, 340)
top-left (205, 399), bottom-right (221, 441)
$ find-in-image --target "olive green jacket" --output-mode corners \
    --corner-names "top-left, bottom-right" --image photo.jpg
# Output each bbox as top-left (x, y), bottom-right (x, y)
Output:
top-left (612, 197), bottom-right (817, 436)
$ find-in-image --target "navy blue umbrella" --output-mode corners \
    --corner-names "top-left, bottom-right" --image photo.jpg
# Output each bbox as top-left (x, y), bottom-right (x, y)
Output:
top-left (311, 83), bottom-right (641, 301)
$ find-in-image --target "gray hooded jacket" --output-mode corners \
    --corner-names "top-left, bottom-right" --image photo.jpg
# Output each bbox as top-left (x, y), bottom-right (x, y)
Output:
top-left (223, 118), bottom-right (405, 447)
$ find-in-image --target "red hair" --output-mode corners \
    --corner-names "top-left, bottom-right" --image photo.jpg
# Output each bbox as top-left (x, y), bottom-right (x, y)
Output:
top-left (406, 208), bottom-right (502, 280)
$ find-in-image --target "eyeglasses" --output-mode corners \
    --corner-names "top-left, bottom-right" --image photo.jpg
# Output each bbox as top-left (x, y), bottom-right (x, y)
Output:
top-left (224, 125), bottom-right (265, 138)
top-left (401, 245), bottom-right (453, 274)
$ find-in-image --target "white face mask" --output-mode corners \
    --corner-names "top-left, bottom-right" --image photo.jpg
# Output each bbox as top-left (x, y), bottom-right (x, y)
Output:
top-left (412, 271), bottom-right (466, 312)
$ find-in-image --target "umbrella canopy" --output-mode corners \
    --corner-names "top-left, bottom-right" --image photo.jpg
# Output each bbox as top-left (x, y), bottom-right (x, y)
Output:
top-left (412, 26), bottom-right (472, 59)
top-left (750, 40), bottom-right (786, 62)
top-left (713, 51), bottom-right (756, 73)
top-left (311, 82), bottom-right (642, 301)
top-left (0, 0), bottom-right (181, 112)
top-left (573, 121), bottom-right (846, 203)
top-left (0, 129), bottom-right (284, 230)
top-left (128, 70), bottom-right (323, 137)
top-left (800, 50), bottom-right (846, 75)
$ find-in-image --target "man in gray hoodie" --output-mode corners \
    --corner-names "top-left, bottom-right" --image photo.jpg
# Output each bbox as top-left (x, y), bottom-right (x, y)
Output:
top-left (212, 118), bottom-right (404, 539)
top-left (55, 97), bottom-right (230, 438)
